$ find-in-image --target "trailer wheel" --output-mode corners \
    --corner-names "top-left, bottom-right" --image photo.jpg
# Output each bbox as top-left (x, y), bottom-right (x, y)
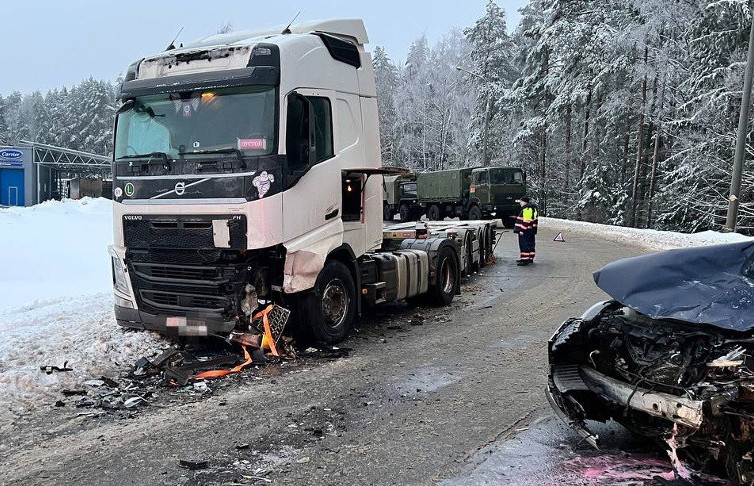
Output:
top-left (427, 204), bottom-right (441, 221)
top-left (299, 260), bottom-right (356, 344)
top-left (468, 205), bottom-right (482, 221)
top-left (428, 247), bottom-right (458, 306)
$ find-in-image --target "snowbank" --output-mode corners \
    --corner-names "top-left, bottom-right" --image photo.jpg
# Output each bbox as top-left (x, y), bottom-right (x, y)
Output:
top-left (541, 217), bottom-right (751, 251)
top-left (0, 197), bottom-right (113, 311)
top-left (0, 199), bottom-right (167, 422)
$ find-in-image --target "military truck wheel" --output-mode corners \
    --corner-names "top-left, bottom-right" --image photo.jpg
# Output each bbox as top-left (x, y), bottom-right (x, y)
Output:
top-left (384, 204), bottom-right (395, 221)
top-left (428, 247), bottom-right (458, 306)
top-left (299, 260), bottom-right (356, 344)
top-left (399, 204), bottom-right (410, 222)
top-left (468, 205), bottom-right (482, 221)
top-left (427, 204), bottom-right (441, 221)
top-left (502, 213), bottom-right (515, 229)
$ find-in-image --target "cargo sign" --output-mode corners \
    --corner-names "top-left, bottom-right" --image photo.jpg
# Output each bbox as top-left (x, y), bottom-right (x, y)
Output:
top-left (0, 149), bottom-right (24, 167)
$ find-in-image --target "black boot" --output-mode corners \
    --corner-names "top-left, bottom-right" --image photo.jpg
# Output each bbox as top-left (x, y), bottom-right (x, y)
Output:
top-left (517, 260), bottom-right (531, 266)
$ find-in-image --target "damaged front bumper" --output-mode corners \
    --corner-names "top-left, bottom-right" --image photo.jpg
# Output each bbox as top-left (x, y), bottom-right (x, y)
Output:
top-left (548, 301), bottom-right (754, 484)
top-left (114, 304), bottom-right (236, 336)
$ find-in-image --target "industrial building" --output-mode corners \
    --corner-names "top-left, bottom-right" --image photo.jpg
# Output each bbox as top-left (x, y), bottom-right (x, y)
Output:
top-left (0, 141), bottom-right (110, 207)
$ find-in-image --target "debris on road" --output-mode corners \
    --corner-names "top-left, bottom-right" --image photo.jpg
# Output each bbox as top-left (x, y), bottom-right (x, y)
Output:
top-left (55, 307), bottom-right (350, 416)
top-left (179, 458), bottom-right (209, 470)
top-left (40, 361), bottom-right (73, 374)
top-left (549, 242), bottom-right (754, 484)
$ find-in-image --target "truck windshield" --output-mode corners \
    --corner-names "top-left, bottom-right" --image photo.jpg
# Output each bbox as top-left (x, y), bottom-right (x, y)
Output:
top-left (489, 168), bottom-right (524, 184)
top-left (114, 86), bottom-right (276, 160)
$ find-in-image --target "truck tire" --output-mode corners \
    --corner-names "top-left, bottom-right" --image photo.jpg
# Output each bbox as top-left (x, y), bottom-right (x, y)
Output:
top-left (299, 260), bottom-right (356, 344)
top-left (428, 247), bottom-right (458, 306)
top-left (502, 213), bottom-right (515, 229)
top-left (468, 205), bottom-right (482, 221)
top-left (399, 204), bottom-right (410, 222)
top-left (384, 204), bottom-right (395, 221)
top-left (427, 204), bottom-right (441, 221)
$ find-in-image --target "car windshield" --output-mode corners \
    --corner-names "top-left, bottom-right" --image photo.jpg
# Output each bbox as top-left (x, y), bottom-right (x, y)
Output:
top-left (489, 168), bottom-right (524, 184)
top-left (114, 86), bottom-right (276, 160)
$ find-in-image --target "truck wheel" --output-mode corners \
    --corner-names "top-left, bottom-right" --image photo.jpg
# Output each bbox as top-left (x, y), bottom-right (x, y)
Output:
top-left (468, 205), bottom-right (482, 221)
top-left (427, 204), bottom-right (441, 221)
top-left (300, 260), bottom-right (356, 344)
top-left (384, 205), bottom-right (394, 221)
top-left (428, 247), bottom-right (458, 306)
top-left (502, 213), bottom-right (515, 229)
top-left (399, 204), bottom-right (410, 222)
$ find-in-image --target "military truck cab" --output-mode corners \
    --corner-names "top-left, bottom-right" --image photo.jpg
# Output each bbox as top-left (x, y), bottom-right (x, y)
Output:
top-left (469, 167), bottom-right (526, 227)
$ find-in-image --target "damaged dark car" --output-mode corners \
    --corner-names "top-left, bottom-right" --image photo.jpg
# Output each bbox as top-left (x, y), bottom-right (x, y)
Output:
top-left (548, 240), bottom-right (754, 484)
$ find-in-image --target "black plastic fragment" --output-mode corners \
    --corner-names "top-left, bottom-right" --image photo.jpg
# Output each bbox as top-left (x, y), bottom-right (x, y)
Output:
top-left (179, 459), bottom-right (208, 470)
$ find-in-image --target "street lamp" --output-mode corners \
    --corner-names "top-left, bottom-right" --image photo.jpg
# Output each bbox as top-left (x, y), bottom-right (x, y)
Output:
top-left (456, 66), bottom-right (493, 167)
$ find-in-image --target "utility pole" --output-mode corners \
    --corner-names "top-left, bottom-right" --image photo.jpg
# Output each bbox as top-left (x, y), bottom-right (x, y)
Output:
top-left (726, 12), bottom-right (754, 231)
top-left (456, 66), bottom-right (493, 166)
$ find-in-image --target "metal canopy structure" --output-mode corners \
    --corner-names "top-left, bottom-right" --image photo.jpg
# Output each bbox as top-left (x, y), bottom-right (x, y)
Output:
top-left (17, 140), bottom-right (112, 203)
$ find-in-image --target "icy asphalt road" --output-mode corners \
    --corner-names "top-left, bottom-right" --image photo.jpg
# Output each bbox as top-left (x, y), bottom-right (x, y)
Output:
top-left (2, 226), bottom-right (669, 486)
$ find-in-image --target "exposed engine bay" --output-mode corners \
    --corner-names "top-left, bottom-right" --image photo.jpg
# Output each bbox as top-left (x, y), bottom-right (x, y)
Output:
top-left (549, 239), bottom-right (754, 485)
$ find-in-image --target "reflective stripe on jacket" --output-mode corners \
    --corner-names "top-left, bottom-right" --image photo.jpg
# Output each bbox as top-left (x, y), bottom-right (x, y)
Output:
top-left (514, 205), bottom-right (538, 234)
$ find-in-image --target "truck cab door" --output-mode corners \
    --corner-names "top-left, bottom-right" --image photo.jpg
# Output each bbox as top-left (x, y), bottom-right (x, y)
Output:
top-left (282, 89), bottom-right (340, 244)
top-left (471, 170), bottom-right (490, 203)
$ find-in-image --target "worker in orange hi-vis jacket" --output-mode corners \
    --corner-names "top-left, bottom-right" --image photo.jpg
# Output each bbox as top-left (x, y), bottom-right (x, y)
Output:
top-left (513, 196), bottom-right (538, 266)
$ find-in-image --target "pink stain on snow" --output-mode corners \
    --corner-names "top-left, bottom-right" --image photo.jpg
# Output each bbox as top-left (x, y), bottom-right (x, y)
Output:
top-left (565, 455), bottom-right (676, 482)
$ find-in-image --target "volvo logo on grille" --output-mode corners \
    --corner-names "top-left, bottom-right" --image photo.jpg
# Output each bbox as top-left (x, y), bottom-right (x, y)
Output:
top-left (175, 182), bottom-right (186, 196)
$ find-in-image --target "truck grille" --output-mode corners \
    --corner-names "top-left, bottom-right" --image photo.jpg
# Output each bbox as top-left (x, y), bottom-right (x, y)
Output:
top-left (126, 255), bottom-right (247, 317)
top-left (132, 263), bottom-right (221, 281)
top-left (140, 290), bottom-right (228, 311)
top-left (494, 193), bottom-right (517, 205)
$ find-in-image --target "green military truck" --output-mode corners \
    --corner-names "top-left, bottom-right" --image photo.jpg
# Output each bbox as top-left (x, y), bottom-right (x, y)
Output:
top-left (383, 174), bottom-right (419, 221)
top-left (383, 167), bottom-right (526, 227)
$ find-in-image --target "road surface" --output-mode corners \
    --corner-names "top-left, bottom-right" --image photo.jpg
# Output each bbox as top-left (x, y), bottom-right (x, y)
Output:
top-left (3, 225), bottom-right (669, 485)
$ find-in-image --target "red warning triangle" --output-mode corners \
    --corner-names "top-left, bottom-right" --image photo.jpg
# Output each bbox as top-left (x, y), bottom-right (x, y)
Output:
top-left (553, 232), bottom-right (565, 242)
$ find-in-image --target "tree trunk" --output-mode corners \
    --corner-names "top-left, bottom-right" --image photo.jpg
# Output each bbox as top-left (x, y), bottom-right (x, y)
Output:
top-left (621, 129), bottom-right (630, 184)
top-left (580, 88), bottom-right (592, 181)
top-left (540, 126), bottom-right (547, 214)
top-left (646, 76), bottom-right (666, 228)
top-left (629, 47), bottom-right (649, 227)
top-left (564, 104), bottom-right (573, 192)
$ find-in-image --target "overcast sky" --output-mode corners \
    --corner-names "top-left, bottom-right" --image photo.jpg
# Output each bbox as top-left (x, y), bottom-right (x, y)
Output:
top-left (1, 0), bottom-right (527, 96)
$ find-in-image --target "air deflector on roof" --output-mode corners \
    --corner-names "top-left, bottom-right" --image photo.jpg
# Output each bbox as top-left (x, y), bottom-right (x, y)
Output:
top-left (314, 33), bottom-right (361, 68)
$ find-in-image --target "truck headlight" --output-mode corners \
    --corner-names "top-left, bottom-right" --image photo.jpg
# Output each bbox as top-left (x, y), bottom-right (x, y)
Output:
top-left (111, 256), bottom-right (130, 294)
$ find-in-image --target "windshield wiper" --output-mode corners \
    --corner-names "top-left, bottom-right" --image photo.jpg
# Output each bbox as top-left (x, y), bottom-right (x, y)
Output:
top-left (181, 148), bottom-right (244, 161)
top-left (116, 152), bottom-right (171, 172)
top-left (117, 151), bottom-right (170, 162)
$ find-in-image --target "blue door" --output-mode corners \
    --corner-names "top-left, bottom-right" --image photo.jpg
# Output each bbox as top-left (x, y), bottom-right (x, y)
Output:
top-left (0, 168), bottom-right (25, 206)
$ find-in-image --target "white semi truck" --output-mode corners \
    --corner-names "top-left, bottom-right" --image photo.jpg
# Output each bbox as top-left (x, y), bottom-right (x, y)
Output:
top-left (109, 19), bottom-right (496, 343)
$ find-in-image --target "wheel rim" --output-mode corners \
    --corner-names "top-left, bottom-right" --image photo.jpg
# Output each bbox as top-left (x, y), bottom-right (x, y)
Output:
top-left (321, 279), bottom-right (348, 328)
top-left (440, 259), bottom-right (454, 295)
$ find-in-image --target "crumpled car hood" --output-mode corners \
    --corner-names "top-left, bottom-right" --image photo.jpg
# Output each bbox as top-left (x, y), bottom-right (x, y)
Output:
top-left (593, 240), bottom-right (754, 332)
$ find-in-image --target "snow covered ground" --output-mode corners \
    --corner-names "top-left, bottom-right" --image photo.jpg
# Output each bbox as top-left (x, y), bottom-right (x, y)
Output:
top-left (0, 199), bottom-right (750, 423)
top-left (541, 216), bottom-right (750, 250)
top-left (0, 198), bottom-right (166, 422)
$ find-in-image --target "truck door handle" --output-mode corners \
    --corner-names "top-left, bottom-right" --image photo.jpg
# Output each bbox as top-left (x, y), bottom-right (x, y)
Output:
top-left (325, 209), bottom-right (339, 220)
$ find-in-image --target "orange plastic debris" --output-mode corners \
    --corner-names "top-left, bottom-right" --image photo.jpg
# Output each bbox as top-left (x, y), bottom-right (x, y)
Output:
top-left (191, 345), bottom-right (253, 380)
top-left (254, 304), bottom-right (280, 357)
